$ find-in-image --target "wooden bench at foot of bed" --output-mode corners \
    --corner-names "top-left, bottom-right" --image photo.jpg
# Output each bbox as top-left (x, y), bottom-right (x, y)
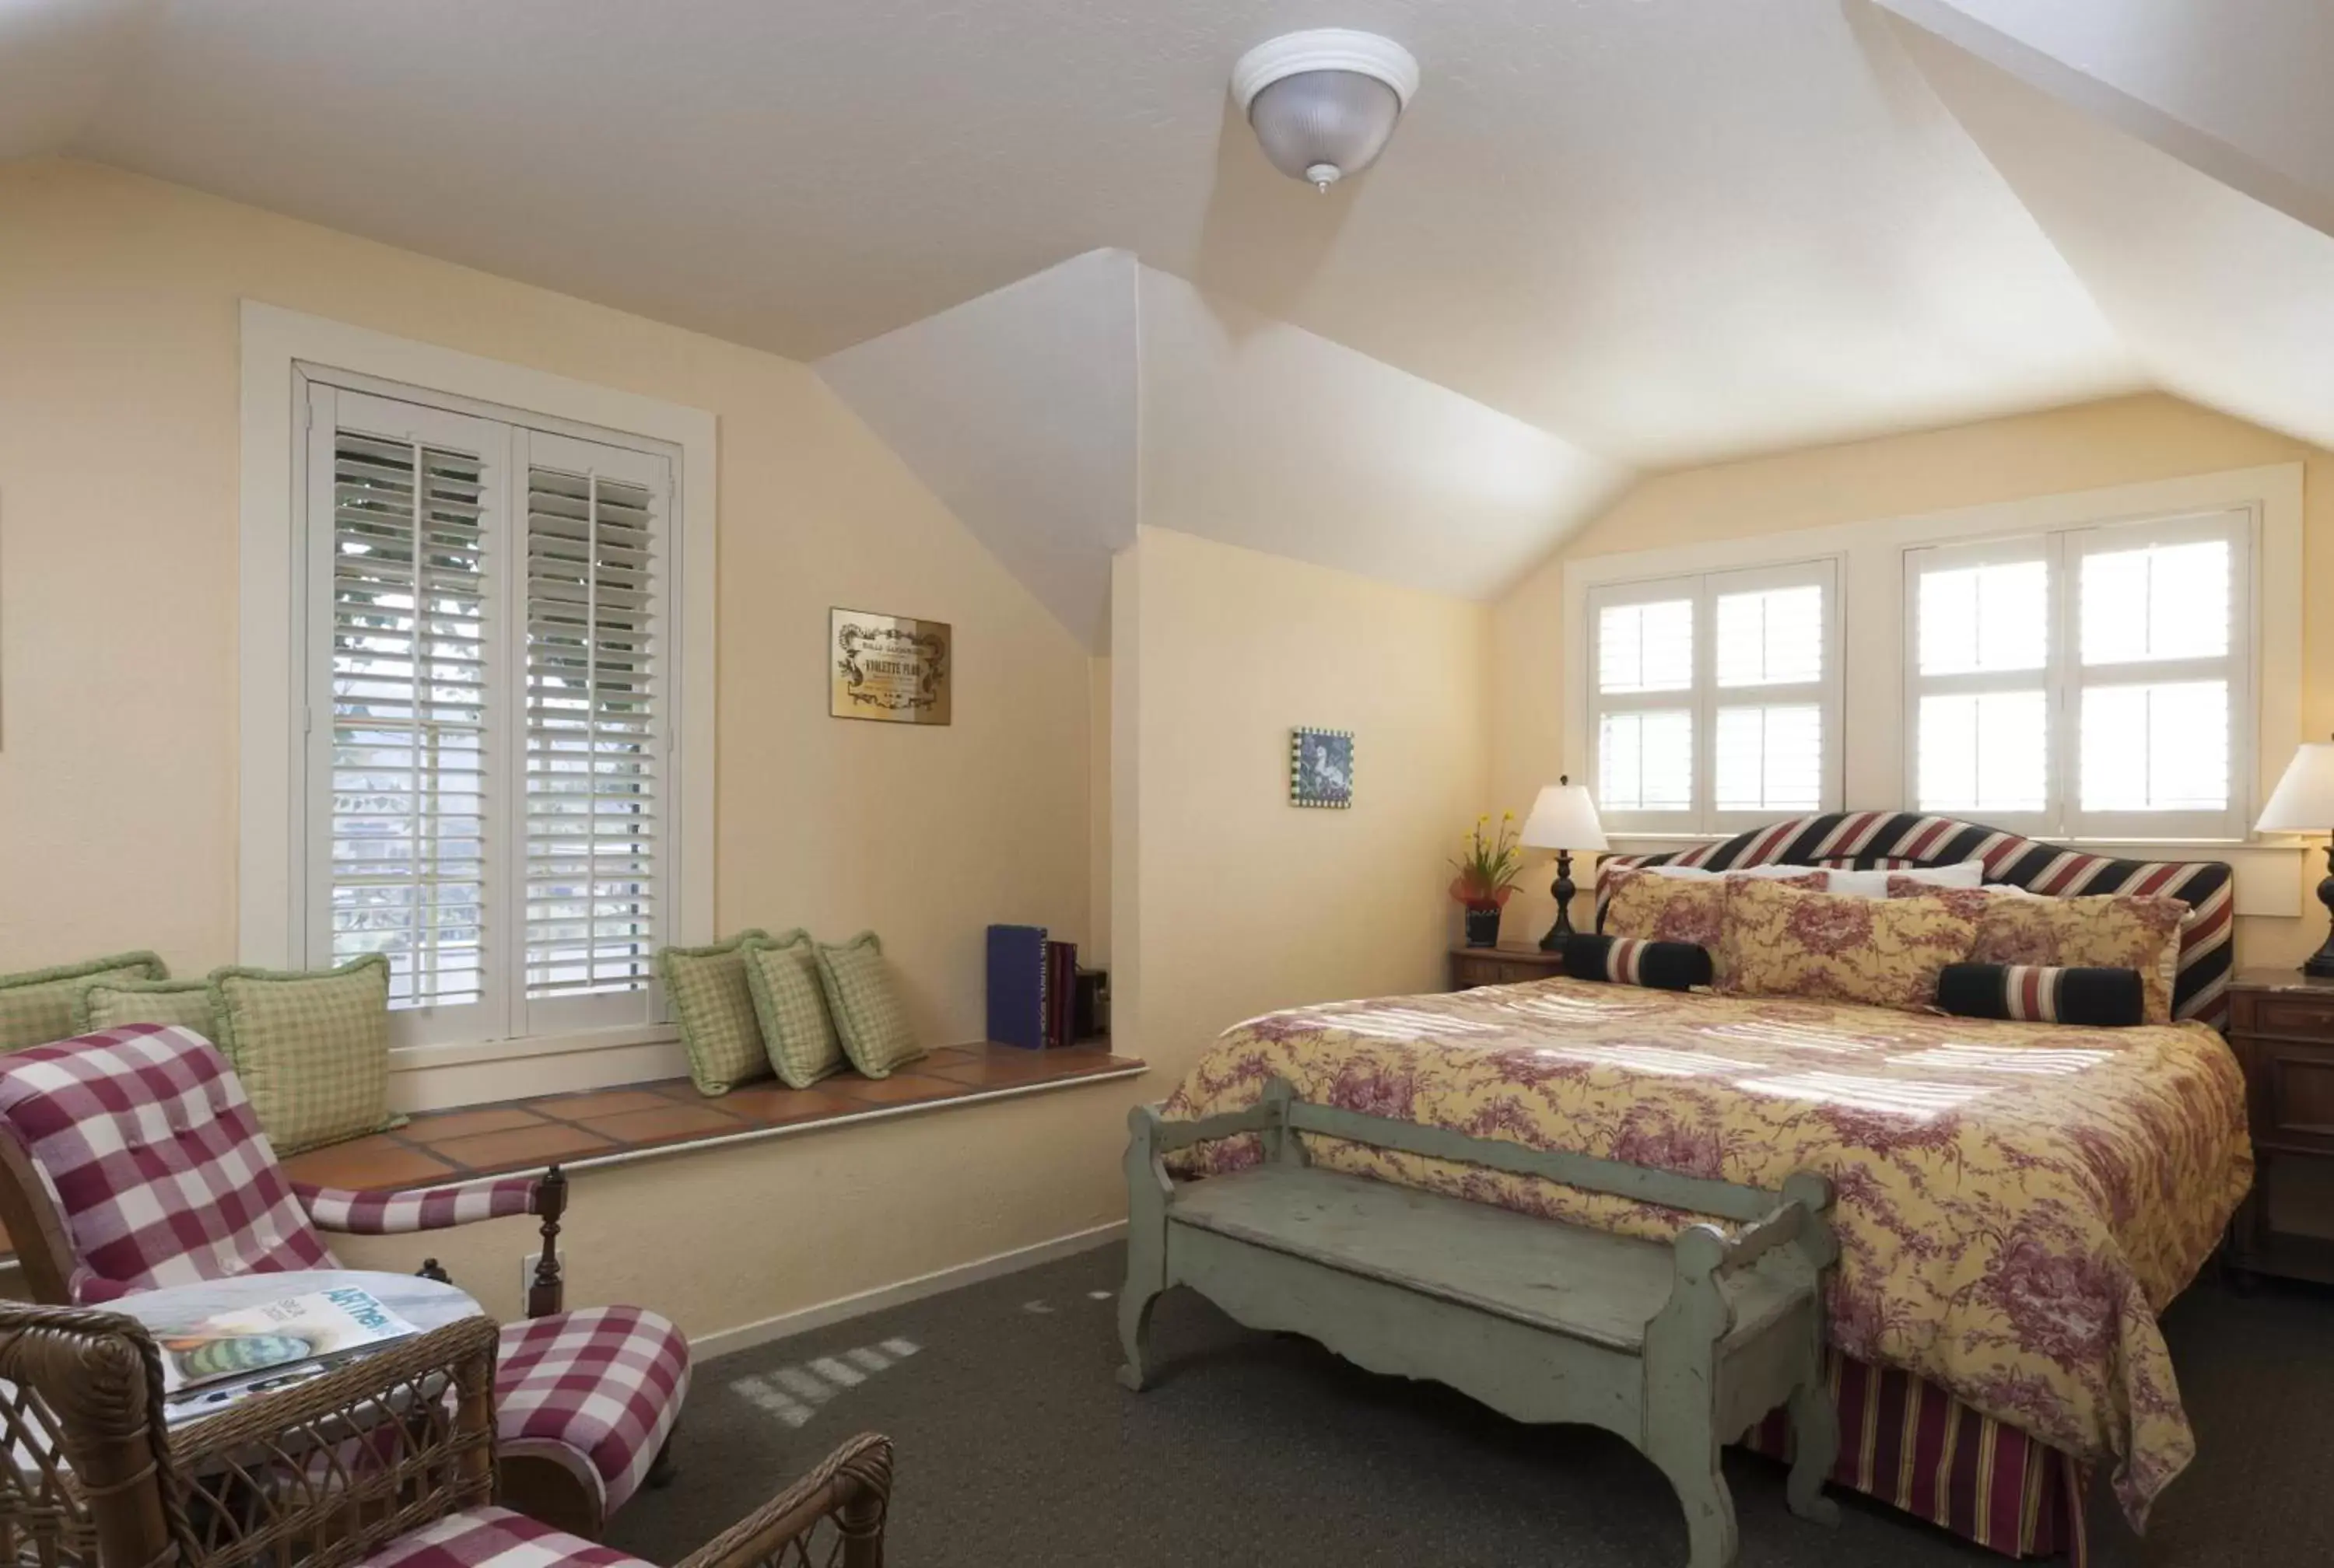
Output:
top-left (1117, 1080), bottom-right (1841, 1568)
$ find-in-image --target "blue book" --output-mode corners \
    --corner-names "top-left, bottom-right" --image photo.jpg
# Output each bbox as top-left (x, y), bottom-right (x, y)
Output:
top-left (986, 925), bottom-right (1049, 1049)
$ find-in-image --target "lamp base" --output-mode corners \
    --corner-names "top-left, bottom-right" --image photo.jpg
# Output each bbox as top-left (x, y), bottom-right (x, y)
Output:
top-left (2305, 847), bottom-right (2334, 979)
top-left (1538, 850), bottom-right (1576, 952)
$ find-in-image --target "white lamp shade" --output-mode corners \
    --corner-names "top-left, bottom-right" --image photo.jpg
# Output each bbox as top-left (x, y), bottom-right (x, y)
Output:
top-left (2257, 742), bottom-right (2334, 831)
top-left (1520, 782), bottom-right (1607, 852)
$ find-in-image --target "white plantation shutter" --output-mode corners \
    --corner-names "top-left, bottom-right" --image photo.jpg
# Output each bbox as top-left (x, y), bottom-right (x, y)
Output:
top-left (1906, 541), bottom-right (2053, 829)
top-left (2068, 513), bottom-right (2248, 839)
top-left (1587, 562), bottom-right (1839, 833)
top-left (301, 385), bottom-right (676, 1048)
top-left (520, 432), bottom-right (668, 1031)
top-left (1707, 567), bottom-right (1834, 826)
top-left (1905, 512), bottom-right (2250, 841)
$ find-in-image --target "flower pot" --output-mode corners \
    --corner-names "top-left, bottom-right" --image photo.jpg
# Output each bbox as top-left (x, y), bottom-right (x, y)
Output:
top-left (1463, 905), bottom-right (1502, 948)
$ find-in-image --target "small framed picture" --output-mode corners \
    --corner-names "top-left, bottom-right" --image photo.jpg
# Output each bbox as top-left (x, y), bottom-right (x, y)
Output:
top-left (831, 607), bottom-right (952, 725)
top-left (1290, 728), bottom-right (1354, 809)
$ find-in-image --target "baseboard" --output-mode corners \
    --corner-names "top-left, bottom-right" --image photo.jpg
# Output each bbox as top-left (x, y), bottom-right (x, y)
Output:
top-left (688, 1220), bottom-right (1127, 1360)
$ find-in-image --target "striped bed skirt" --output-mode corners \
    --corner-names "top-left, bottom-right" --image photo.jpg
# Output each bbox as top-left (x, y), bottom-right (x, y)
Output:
top-left (1741, 1353), bottom-right (2088, 1563)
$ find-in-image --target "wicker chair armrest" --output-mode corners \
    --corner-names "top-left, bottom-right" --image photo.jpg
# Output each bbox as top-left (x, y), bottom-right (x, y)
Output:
top-left (675, 1432), bottom-right (894, 1568)
top-left (297, 1173), bottom-right (545, 1234)
top-left (168, 1315), bottom-right (503, 1560)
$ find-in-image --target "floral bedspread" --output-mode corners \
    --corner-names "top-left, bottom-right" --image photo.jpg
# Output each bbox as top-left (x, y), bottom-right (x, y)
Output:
top-left (1158, 977), bottom-right (2252, 1525)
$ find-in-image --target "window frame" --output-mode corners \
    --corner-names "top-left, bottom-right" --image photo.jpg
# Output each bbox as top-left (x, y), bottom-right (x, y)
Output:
top-left (240, 303), bottom-right (716, 1103)
top-left (1586, 556), bottom-right (1845, 836)
top-left (1901, 510), bottom-right (2255, 844)
top-left (1559, 463), bottom-right (2300, 880)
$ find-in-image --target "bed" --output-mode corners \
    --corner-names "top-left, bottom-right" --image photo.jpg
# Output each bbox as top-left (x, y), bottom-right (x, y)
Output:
top-left (1158, 813), bottom-right (2252, 1563)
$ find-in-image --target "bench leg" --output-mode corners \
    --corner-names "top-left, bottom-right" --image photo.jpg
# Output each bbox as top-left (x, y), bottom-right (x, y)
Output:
top-left (1785, 1379), bottom-right (1840, 1526)
top-left (1651, 1440), bottom-right (1738, 1568)
top-left (1116, 1283), bottom-right (1162, 1392)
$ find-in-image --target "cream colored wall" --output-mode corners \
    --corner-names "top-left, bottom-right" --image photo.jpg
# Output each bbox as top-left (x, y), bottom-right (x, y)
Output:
top-left (1120, 527), bottom-right (1489, 1083)
top-left (1492, 392), bottom-right (2334, 964)
top-left (0, 158), bottom-right (1107, 1335)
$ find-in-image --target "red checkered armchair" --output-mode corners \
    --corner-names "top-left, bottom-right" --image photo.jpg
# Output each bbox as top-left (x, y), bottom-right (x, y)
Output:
top-left (0, 1024), bottom-right (691, 1542)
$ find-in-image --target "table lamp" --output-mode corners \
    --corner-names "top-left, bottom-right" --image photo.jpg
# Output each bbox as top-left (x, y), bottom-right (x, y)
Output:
top-left (1520, 775), bottom-right (1609, 950)
top-left (2259, 737), bottom-right (2334, 978)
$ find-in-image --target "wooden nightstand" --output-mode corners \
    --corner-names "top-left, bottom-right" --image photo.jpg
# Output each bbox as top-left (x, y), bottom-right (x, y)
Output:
top-left (2226, 969), bottom-right (2334, 1287)
top-left (1449, 943), bottom-right (1565, 991)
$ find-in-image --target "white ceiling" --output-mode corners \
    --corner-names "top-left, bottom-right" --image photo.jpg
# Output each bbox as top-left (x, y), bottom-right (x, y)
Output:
top-left (818, 253), bottom-right (1623, 648)
top-left (12, 0), bottom-right (2334, 645)
top-left (50, 0), bottom-right (2144, 470)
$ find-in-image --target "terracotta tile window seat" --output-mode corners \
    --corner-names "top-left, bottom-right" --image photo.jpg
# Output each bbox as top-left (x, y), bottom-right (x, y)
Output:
top-left (277, 1042), bottom-right (1147, 1193)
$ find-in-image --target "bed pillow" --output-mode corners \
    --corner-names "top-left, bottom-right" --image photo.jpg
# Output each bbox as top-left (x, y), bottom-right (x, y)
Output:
top-left (1563, 933), bottom-right (1712, 992)
top-left (815, 932), bottom-right (923, 1079)
top-left (1719, 877), bottom-right (1978, 1012)
top-left (1886, 877), bottom-right (2186, 1024)
top-left (1635, 863), bottom-right (1836, 883)
top-left (1936, 963), bottom-right (2144, 1027)
top-left (1604, 866), bottom-right (1829, 977)
top-left (0, 951), bottom-right (168, 1052)
top-left (211, 954), bottom-right (400, 1156)
top-left (660, 929), bottom-right (775, 1097)
top-left (74, 978), bottom-right (220, 1040)
top-left (1819, 860), bottom-right (1986, 898)
top-left (745, 929), bottom-right (846, 1088)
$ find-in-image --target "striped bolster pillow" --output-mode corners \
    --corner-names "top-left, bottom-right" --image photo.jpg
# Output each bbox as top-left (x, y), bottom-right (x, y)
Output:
top-left (1936, 963), bottom-right (2143, 1027)
top-left (1563, 934), bottom-right (1712, 992)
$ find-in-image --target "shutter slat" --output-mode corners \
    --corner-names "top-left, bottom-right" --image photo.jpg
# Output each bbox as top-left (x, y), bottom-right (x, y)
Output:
top-left (325, 429), bottom-right (492, 1010)
top-left (523, 463), bottom-right (663, 1000)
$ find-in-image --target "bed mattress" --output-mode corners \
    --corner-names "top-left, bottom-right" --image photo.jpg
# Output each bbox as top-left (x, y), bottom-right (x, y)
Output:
top-left (1158, 975), bottom-right (2251, 1526)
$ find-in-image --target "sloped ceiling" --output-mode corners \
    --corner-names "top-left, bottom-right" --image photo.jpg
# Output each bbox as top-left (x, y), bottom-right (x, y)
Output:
top-left (1885, 9), bottom-right (2334, 455)
top-left (818, 254), bottom-right (1626, 649)
top-left (818, 250), bottom-right (1140, 651)
top-left (0, 0), bottom-right (160, 163)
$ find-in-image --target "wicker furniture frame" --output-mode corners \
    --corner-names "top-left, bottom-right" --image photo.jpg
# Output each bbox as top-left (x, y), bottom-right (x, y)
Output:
top-left (0, 1304), bottom-right (891, 1568)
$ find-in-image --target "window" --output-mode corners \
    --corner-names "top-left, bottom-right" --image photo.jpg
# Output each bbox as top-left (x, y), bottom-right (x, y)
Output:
top-left (1587, 560), bottom-right (1841, 834)
top-left (300, 382), bottom-right (678, 1048)
top-left (1905, 510), bottom-right (2251, 841)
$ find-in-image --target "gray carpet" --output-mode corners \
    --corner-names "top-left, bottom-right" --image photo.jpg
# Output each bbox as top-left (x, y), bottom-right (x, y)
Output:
top-left (606, 1245), bottom-right (2331, 1566)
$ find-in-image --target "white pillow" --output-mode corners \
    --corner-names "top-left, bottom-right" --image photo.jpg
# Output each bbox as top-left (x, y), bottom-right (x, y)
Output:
top-left (1638, 863), bottom-right (1824, 883)
top-left (1824, 860), bottom-right (1987, 898)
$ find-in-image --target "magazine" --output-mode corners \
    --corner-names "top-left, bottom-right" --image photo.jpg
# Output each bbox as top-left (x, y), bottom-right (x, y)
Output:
top-left (157, 1286), bottom-right (419, 1402)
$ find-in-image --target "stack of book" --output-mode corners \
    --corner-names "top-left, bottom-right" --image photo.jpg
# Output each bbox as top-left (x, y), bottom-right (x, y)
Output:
top-left (987, 925), bottom-right (1084, 1049)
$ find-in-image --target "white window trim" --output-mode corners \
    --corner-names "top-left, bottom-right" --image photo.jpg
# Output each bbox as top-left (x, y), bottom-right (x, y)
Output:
top-left (1561, 463), bottom-right (2307, 919)
top-left (1586, 557), bottom-right (1845, 835)
top-left (240, 302), bottom-right (717, 1102)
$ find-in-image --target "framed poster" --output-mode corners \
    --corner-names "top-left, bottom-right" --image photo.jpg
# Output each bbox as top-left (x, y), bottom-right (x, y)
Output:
top-left (831, 607), bottom-right (952, 725)
top-left (1290, 727), bottom-right (1354, 808)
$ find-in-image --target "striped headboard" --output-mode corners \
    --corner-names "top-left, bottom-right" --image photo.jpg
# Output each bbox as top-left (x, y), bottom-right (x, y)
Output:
top-left (1593, 811), bottom-right (2236, 1027)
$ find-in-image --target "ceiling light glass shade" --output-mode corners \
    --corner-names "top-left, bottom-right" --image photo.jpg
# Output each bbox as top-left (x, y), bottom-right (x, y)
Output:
top-left (1232, 30), bottom-right (1419, 192)
top-left (1248, 69), bottom-right (1402, 190)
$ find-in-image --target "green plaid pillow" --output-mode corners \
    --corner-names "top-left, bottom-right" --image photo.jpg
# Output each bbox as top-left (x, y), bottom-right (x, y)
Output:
top-left (745, 929), bottom-right (845, 1089)
top-left (75, 978), bottom-right (221, 1041)
top-left (660, 930), bottom-right (773, 1097)
top-left (0, 951), bottom-right (167, 1052)
top-left (815, 932), bottom-right (922, 1079)
top-left (212, 955), bottom-right (402, 1155)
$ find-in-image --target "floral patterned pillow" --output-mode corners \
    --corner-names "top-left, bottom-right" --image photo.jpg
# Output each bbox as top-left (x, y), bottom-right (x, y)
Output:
top-left (1719, 877), bottom-right (1978, 1012)
top-left (1884, 877), bottom-right (2188, 1024)
top-left (1604, 866), bottom-right (1828, 984)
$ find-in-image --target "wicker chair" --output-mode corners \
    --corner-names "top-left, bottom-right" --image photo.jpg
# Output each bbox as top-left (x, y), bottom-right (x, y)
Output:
top-left (0, 1025), bottom-right (692, 1541)
top-left (0, 1304), bottom-right (891, 1568)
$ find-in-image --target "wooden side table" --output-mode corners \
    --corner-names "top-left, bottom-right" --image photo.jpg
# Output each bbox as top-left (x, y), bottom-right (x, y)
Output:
top-left (1449, 943), bottom-right (1565, 991)
top-left (2226, 970), bottom-right (2334, 1287)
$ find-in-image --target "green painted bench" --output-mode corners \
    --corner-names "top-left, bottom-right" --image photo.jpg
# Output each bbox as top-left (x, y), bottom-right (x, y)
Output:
top-left (1118, 1079), bottom-right (1839, 1568)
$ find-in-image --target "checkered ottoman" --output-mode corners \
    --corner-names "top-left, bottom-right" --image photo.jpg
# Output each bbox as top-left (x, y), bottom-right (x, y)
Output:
top-left (359, 1506), bottom-right (650, 1568)
top-left (497, 1307), bottom-right (691, 1519)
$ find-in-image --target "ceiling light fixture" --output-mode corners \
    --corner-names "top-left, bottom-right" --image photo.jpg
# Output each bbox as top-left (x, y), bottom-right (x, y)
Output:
top-left (1232, 29), bottom-right (1419, 194)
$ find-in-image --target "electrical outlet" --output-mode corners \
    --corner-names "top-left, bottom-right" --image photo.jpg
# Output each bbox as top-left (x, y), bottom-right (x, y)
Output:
top-left (520, 1250), bottom-right (545, 1299)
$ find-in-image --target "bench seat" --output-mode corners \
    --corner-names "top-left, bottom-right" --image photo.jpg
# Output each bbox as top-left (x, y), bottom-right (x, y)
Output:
top-left (1172, 1165), bottom-right (1806, 1354)
top-left (1119, 1080), bottom-right (1841, 1568)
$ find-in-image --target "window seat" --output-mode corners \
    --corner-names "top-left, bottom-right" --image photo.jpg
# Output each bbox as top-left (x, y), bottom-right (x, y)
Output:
top-left (270, 1042), bottom-right (1145, 1195)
